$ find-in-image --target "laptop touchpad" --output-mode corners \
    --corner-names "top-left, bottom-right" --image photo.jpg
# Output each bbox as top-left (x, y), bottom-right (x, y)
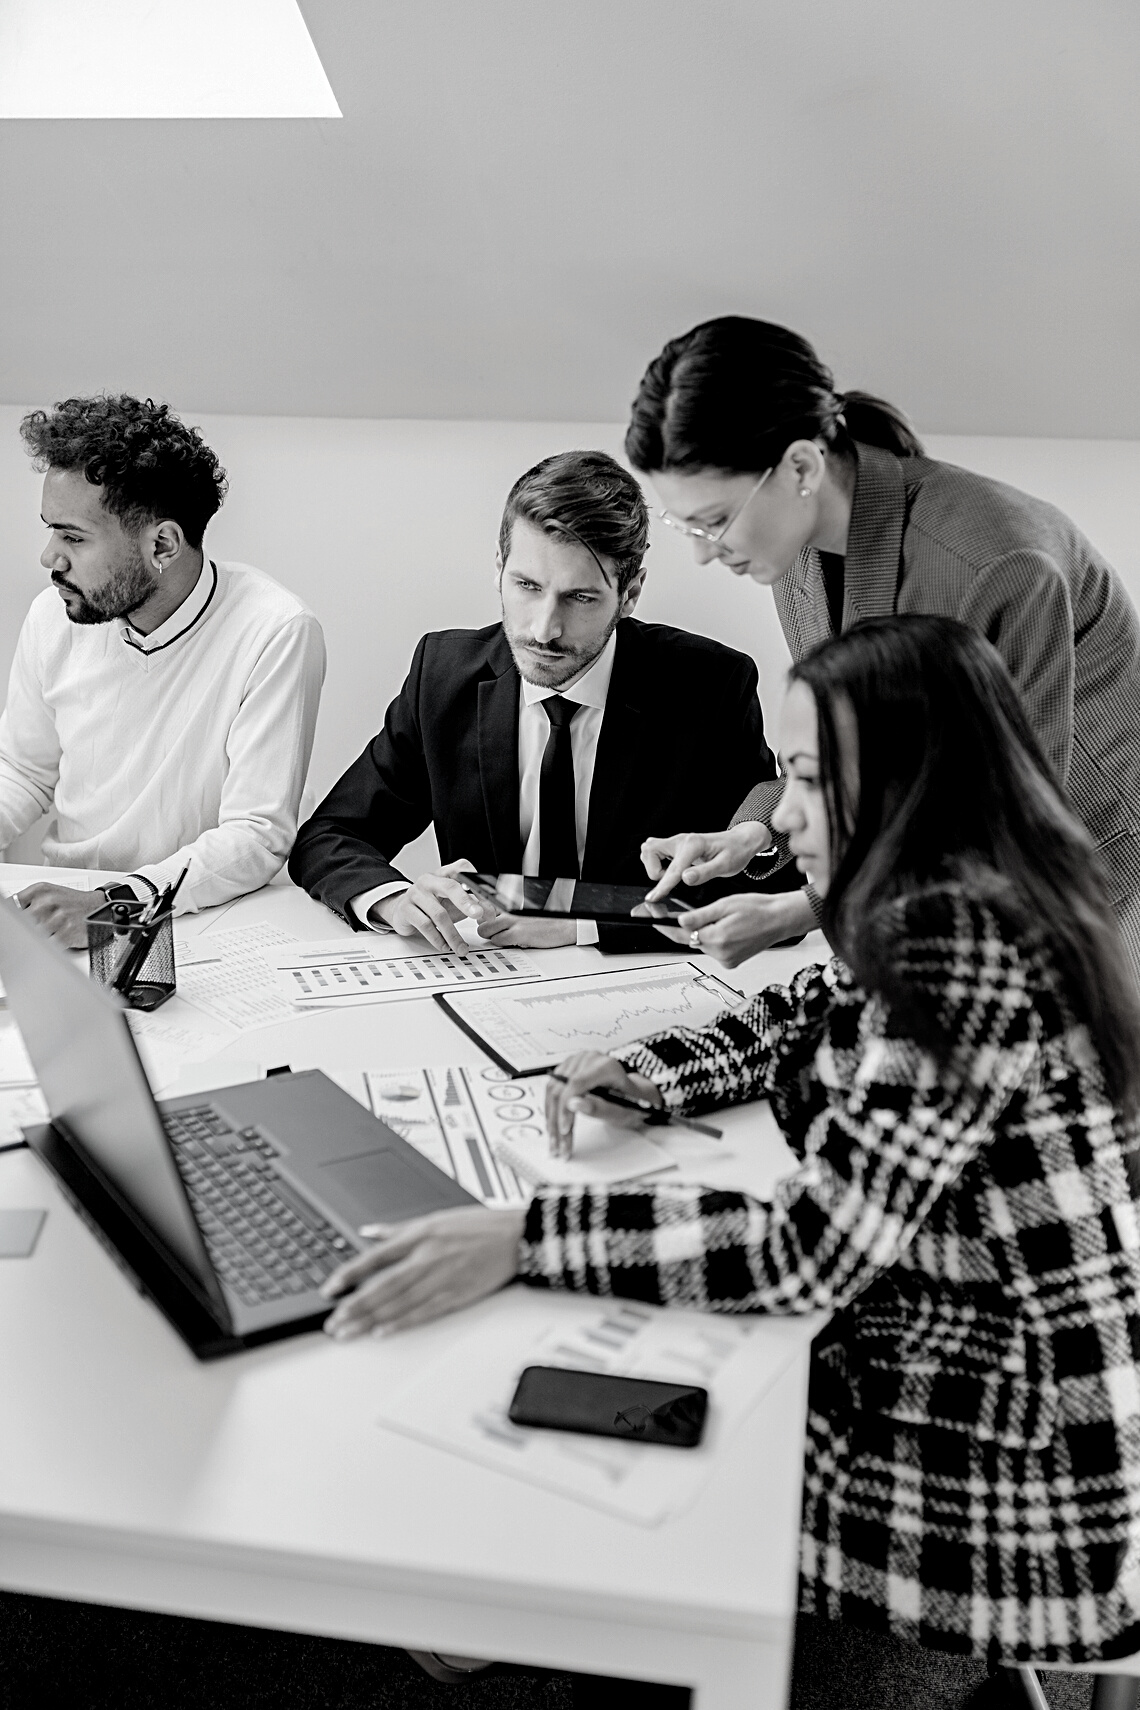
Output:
top-left (320, 1148), bottom-right (444, 1223)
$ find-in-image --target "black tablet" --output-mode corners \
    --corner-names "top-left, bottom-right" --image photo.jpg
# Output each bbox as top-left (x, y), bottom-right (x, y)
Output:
top-left (459, 873), bottom-right (692, 923)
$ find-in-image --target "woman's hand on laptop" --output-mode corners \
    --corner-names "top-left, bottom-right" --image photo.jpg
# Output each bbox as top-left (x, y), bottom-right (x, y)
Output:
top-left (641, 822), bottom-right (775, 901)
top-left (321, 1206), bottom-right (526, 1338)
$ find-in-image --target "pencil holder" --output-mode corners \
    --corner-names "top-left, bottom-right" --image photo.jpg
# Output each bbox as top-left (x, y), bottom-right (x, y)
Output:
top-left (87, 900), bottom-right (176, 1011)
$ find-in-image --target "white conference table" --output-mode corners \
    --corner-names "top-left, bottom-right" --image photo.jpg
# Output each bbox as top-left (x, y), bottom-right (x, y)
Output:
top-left (0, 864), bottom-right (830, 1709)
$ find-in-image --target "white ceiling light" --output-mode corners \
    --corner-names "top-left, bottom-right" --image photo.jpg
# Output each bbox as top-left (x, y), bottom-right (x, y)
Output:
top-left (0, 0), bottom-right (341, 118)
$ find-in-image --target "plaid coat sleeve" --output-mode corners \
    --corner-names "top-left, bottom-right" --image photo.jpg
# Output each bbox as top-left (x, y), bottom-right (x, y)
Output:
top-left (518, 891), bottom-right (1040, 1312)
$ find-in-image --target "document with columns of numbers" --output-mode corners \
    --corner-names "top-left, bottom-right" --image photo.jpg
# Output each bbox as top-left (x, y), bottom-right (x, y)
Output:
top-left (271, 940), bottom-right (542, 1006)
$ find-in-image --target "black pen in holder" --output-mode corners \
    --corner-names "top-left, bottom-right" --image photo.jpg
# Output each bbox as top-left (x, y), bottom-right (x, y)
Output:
top-left (87, 900), bottom-right (176, 1011)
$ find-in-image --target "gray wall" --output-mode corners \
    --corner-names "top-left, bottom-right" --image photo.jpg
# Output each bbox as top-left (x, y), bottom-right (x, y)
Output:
top-left (1, 1), bottom-right (1138, 433)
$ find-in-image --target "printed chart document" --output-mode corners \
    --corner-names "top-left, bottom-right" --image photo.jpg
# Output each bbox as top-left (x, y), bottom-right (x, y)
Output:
top-left (436, 961), bottom-right (745, 1075)
top-left (271, 942), bottom-right (542, 1007)
top-left (342, 1064), bottom-right (676, 1202)
top-left (377, 1292), bottom-right (812, 1525)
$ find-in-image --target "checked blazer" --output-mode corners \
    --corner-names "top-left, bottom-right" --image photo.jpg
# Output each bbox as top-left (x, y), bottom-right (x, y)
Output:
top-left (734, 444), bottom-right (1140, 968)
top-left (518, 881), bottom-right (1140, 1667)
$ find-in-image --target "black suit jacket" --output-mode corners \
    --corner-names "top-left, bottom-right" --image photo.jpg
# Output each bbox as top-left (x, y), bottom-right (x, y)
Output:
top-left (289, 618), bottom-right (781, 946)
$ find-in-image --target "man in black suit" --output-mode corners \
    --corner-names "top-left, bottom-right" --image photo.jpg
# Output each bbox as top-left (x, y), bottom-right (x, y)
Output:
top-left (290, 449), bottom-right (785, 952)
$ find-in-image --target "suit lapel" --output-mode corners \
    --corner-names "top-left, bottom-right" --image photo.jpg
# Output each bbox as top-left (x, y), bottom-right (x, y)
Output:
top-left (842, 443), bottom-right (907, 626)
top-left (583, 621), bottom-right (644, 875)
top-left (477, 631), bottom-right (522, 871)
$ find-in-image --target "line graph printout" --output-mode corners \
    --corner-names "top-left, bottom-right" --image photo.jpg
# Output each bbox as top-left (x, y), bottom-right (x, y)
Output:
top-left (436, 961), bottom-right (745, 1075)
top-left (273, 946), bottom-right (542, 1006)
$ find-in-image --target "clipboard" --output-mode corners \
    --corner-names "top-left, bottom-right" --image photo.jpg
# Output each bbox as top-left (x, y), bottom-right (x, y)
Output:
top-left (433, 961), bottom-right (745, 1078)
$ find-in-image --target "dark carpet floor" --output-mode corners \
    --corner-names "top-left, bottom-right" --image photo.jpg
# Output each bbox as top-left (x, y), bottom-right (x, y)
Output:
top-left (1, 1591), bottom-right (1110, 1709)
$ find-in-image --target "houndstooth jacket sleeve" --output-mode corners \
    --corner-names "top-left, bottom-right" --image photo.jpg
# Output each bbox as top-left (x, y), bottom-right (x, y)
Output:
top-left (518, 889), bottom-right (1044, 1313)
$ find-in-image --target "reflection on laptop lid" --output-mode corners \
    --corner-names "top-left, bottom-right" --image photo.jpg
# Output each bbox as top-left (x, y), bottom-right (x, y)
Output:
top-left (0, 898), bottom-right (223, 1313)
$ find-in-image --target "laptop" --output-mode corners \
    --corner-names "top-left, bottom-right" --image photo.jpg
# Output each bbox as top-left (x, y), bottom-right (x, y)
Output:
top-left (0, 899), bottom-right (477, 1359)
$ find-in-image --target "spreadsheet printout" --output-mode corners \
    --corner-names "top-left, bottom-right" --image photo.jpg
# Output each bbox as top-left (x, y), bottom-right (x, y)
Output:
top-left (273, 945), bottom-right (542, 1005)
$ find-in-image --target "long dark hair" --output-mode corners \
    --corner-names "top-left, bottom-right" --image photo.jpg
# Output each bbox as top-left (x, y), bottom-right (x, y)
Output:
top-left (791, 616), bottom-right (1140, 1115)
top-left (625, 316), bottom-right (923, 476)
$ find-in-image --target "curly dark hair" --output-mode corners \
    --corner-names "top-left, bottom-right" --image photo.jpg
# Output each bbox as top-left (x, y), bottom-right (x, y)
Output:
top-left (498, 450), bottom-right (649, 596)
top-left (20, 395), bottom-right (228, 548)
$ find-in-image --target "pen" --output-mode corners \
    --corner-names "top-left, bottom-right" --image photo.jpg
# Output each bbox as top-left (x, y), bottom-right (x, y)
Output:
top-left (548, 1071), bottom-right (722, 1140)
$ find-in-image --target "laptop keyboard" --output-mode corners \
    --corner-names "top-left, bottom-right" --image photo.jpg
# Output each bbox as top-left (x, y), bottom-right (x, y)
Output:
top-left (164, 1104), bottom-right (354, 1308)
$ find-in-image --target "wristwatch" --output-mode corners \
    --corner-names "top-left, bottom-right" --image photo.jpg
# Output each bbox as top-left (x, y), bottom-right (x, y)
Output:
top-left (101, 882), bottom-right (138, 905)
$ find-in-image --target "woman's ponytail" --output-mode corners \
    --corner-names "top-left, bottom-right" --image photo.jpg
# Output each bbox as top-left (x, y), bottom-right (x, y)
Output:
top-left (626, 318), bottom-right (924, 474)
top-left (837, 390), bottom-right (924, 458)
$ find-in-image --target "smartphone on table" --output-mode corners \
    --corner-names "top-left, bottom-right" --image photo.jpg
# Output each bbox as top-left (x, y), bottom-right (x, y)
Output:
top-left (508, 1365), bottom-right (709, 1448)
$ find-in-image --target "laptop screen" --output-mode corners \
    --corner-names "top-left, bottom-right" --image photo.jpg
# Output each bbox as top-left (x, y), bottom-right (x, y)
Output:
top-left (0, 899), bottom-right (220, 1306)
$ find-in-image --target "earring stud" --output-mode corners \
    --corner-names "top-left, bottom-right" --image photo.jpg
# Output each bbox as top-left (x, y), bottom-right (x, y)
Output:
top-left (799, 487), bottom-right (811, 498)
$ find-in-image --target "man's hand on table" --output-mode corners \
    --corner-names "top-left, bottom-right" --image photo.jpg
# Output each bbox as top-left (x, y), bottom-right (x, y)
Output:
top-left (14, 882), bottom-right (107, 949)
top-left (476, 914), bottom-right (576, 950)
top-left (322, 1206), bottom-right (526, 1337)
top-left (649, 889), bottom-right (817, 969)
top-left (641, 822), bottom-right (776, 900)
top-left (368, 860), bottom-right (497, 953)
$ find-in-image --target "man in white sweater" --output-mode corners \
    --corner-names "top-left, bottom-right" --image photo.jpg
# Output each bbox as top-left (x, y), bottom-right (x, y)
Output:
top-left (1, 395), bottom-right (326, 946)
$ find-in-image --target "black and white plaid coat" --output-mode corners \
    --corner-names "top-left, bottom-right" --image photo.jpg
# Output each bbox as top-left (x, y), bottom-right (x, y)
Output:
top-left (518, 883), bottom-right (1140, 1666)
top-left (734, 444), bottom-right (1140, 971)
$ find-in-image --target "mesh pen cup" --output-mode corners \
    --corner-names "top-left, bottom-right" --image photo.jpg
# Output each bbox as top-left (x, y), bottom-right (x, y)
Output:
top-left (87, 900), bottom-right (176, 1011)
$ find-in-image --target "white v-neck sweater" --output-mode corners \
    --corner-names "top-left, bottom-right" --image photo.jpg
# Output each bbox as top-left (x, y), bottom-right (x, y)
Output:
top-left (0, 560), bottom-right (326, 913)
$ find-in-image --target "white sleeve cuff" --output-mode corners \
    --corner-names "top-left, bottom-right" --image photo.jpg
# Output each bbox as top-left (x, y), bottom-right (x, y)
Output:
top-left (349, 881), bottom-right (412, 929)
top-left (575, 918), bottom-right (600, 946)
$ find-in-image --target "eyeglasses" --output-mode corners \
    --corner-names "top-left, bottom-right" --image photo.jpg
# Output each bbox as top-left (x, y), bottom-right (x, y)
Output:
top-left (658, 467), bottom-right (773, 543)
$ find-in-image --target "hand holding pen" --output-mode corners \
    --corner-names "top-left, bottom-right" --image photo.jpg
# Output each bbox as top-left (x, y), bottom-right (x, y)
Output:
top-left (544, 1050), bottom-right (721, 1159)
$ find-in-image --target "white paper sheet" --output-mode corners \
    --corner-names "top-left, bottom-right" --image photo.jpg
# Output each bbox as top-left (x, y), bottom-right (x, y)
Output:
top-left (0, 1023), bottom-right (36, 1086)
top-left (272, 944), bottom-right (542, 1006)
top-left (175, 921), bottom-right (301, 1030)
top-left (0, 1083), bottom-right (48, 1150)
top-left (377, 1296), bottom-right (802, 1525)
top-left (437, 961), bottom-right (745, 1074)
top-left (363, 1065), bottom-right (527, 1204)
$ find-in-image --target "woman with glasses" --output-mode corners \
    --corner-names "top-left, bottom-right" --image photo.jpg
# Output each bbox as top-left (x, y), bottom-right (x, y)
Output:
top-left (624, 315), bottom-right (1140, 981)
top-left (323, 617), bottom-right (1140, 1702)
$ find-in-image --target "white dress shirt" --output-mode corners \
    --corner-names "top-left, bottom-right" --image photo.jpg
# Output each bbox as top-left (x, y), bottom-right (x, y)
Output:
top-left (352, 630), bottom-right (617, 944)
top-left (0, 559), bottom-right (326, 914)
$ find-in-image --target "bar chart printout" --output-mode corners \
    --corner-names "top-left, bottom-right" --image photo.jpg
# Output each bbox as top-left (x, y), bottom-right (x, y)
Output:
top-left (274, 946), bottom-right (542, 1005)
top-left (437, 961), bottom-right (745, 1075)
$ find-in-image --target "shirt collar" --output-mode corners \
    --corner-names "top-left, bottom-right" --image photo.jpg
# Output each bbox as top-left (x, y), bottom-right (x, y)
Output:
top-left (519, 628), bottom-right (617, 710)
top-left (120, 558), bottom-right (217, 655)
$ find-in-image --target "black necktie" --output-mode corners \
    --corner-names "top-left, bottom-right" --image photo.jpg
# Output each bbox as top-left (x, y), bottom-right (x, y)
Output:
top-left (538, 695), bottom-right (580, 879)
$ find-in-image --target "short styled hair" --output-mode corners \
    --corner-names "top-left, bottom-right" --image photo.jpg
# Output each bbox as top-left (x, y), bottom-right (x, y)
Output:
top-left (21, 394), bottom-right (228, 548)
top-left (498, 450), bottom-right (649, 596)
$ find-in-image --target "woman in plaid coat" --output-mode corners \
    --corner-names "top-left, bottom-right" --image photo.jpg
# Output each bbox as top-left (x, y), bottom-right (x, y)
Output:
top-left (325, 617), bottom-right (1140, 1677)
